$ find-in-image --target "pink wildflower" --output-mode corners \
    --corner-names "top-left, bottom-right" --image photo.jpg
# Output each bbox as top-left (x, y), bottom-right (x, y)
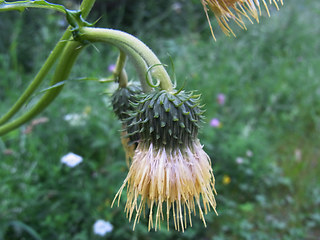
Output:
top-left (210, 118), bottom-right (221, 128)
top-left (108, 64), bottom-right (116, 73)
top-left (217, 93), bottom-right (226, 105)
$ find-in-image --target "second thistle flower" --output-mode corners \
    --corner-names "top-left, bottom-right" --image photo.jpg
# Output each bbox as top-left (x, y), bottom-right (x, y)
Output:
top-left (111, 83), bottom-right (142, 164)
top-left (201, 0), bottom-right (284, 39)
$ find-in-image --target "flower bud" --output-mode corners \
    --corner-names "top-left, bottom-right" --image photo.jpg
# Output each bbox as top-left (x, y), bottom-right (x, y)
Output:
top-left (111, 83), bottom-right (142, 121)
top-left (111, 83), bottom-right (142, 164)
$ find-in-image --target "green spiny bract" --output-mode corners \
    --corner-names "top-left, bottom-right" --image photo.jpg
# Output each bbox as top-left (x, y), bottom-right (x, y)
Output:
top-left (128, 90), bottom-right (205, 149)
top-left (111, 83), bottom-right (142, 121)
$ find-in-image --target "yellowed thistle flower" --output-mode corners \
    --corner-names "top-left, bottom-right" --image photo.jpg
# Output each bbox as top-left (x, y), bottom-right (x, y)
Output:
top-left (113, 140), bottom-right (217, 231)
top-left (201, 0), bottom-right (284, 40)
top-left (112, 90), bottom-right (218, 231)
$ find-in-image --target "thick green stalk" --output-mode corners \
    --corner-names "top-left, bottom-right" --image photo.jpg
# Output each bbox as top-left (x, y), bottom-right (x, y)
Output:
top-left (0, 41), bottom-right (83, 136)
top-left (0, 31), bottom-right (70, 125)
top-left (0, 0), bottom-right (96, 125)
top-left (79, 0), bottom-right (96, 18)
top-left (0, 0), bottom-right (96, 135)
top-left (80, 27), bottom-right (174, 92)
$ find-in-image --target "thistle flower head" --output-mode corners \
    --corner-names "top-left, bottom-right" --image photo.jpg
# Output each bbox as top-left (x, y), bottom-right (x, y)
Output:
top-left (113, 90), bottom-right (217, 231)
top-left (111, 83), bottom-right (142, 121)
top-left (201, 0), bottom-right (284, 39)
top-left (128, 90), bottom-right (204, 148)
top-left (111, 83), bottom-right (142, 164)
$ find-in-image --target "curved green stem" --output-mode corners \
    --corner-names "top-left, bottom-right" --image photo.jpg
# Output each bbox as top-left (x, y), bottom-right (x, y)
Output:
top-left (114, 50), bottom-right (128, 88)
top-left (80, 27), bottom-right (174, 92)
top-left (0, 31), bottom-right (70, 125)
top-left (0, 0), bottom-right (96, 135)
top-left (0, 41), bottom-right (83, 136)
top-left (0, 0), bottom-right (172, 136)
top-left (121, 46), bottom-right (152, 92)
top-left (0, 0), bottom-right (96, 126)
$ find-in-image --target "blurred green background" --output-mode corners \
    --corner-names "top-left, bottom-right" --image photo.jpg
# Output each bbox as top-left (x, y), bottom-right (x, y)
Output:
top-left (1, 0), bottom-right (320, 239)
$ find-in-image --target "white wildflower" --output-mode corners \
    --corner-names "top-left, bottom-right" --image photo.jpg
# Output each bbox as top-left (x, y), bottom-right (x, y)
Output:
top-left (172, 2), bottom-right (182, 13)
top-left (93, 220), bottom-right (113, 236)
top-left (236, 157), bottom-right (244, 164)
top-left (61, 152), bottom-right (83, 168)
top-left (64, 113), bottom-right (87, 127)
top-left (294, 149), bottom-right (302, 162)
top-left (246, 150), bottom-right (253, 157)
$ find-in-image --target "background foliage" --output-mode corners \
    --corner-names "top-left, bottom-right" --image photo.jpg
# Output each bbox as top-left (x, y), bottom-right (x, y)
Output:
top-left (1, 0), bottom-right (320, 239)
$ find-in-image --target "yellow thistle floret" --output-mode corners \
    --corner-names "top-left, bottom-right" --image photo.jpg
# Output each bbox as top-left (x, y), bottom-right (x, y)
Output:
top-left (201, 0), bottom-right (284, 40)
top-left (112, 139), bottom-right (217, 232)
top-left (120, 126), bottom-right (136, 167)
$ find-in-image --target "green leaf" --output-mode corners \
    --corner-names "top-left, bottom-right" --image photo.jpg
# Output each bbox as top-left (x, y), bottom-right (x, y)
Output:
top-left (0, 0), bottom-right (66, 13)
top-left (8, 221), bottom-right (42, 240)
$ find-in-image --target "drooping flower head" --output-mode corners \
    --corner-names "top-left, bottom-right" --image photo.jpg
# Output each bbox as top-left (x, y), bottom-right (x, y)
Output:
top-left (111, 82), bottom-right (142, 122)
top-left (112, 90), bottom-right (217, 231)
top-left (201, 0), bottom-right (284, 39)
top-left (111, 83), bottom-right (142, 165)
